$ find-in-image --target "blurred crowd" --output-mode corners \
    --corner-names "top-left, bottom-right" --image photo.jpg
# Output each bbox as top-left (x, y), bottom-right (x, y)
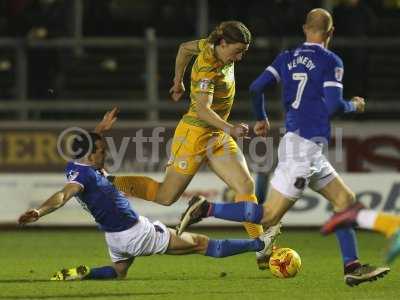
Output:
top-left (0, 0), bottom-right (398, 38)
top-left (0, 0), bottom-right (399, 109)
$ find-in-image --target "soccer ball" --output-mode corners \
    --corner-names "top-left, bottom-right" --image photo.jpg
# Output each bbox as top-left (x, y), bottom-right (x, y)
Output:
top-left (269, 247), bottom-right (301, 278)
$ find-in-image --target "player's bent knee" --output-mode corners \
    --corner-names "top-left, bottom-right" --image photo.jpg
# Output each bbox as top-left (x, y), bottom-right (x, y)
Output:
top-left (113, 266), bottom-right (128, 280)
top-left (347, 191), bottom-right (356, 205)
top-left (158, 199), bottom-right (175, 206)
top-left (261, 210), bottom-right (281, 228)
top-left (335, 190), bottom-right (356, 211)
top-left (262, 217), bottom-right (280, 228)
top-left (155, 194), bottom-right (179, 206)
top-left (116, 272), bottom-right (127, 280)
top-left (193, 234), bottom-right (209, 253)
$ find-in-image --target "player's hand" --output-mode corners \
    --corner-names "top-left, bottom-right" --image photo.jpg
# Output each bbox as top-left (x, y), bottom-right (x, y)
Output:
top-left (18, 209), bottom-right (40, 225)
top-left (351, 96), bottom-right (365, 113)
top-left (231, 123), bottom-right (250, 139)
top-left (95, 107), bottom-right (119, 133)
top-left (169, 80), bottom-right (185, 102)
top-left (253, 119), bottom-right (270, 137)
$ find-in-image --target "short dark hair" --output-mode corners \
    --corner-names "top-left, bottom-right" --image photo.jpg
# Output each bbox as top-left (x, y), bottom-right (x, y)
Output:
top-left (71, 132), bottom-right (103, 159)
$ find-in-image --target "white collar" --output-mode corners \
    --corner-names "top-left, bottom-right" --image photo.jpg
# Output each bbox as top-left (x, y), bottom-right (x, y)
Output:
top-left (303, 42), bottom-right (324, 48)
top-left (73, 161), bottom-right (91, 167)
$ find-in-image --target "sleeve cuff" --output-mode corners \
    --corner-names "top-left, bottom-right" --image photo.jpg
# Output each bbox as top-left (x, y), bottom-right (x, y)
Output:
top-left (347, 101), bottom-right (356, 113)
top-left (67, 181), bottom-right (85, 190)
top-left (266, 66), bottom-right (280, 82)
top-left (323, 81), bottom-right (343, 88)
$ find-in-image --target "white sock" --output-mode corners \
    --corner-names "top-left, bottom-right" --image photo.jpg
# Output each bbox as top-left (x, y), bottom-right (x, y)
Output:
top-left (356, 209), bottom-right (378, 230)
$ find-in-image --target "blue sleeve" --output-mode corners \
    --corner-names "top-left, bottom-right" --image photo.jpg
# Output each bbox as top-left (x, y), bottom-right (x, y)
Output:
top-left (249, 53), bottom-right (283, 120)
top-left (323, 54), bottom-right (356, 116)
top-left (324, 87), bottom-right (356, 116)
top-left (66, 167), bottom-right (90, 190)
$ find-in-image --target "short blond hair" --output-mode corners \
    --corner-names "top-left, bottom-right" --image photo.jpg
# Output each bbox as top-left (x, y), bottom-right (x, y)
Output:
top-left (304, 8), bottom-right (333, 34)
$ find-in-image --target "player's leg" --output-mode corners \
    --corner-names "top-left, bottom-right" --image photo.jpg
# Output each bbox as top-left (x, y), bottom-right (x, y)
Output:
top-left (178, 133), bottom-right (302, 242)
top-left (178, 189), bottom-right (292, 231)
top-left (255, 172), bottom-right (269, 205)
top-left (64, 235), bottom-right (137, 280)
top-left (109, 167), bottom-right (194, 206)
top-left (315, 175), bottom-right (390, 286)
top-left (322, 204), bottom-right (400, 238)
top-left (112, 258), bottom-right (135, 279)
top-left (321, 194), bottom-right (400, 264)
top-left (166, 229), bottom-right (267, 258)
top-left (386, 229), bottom-right (400, 264)
top-left (53, 219), bottom-right (171, 281)
top-left (175, 189), bottom-right (290, 263)
top-left (165, 229), bottom-right (208, 254)
top-left (316, 176), bottom-right (360, 275)
top-left (51, 260), bottom-right (131, 281)
top-left (350, 210), bottom-right (400, 238)
top-left (108, 174), bottom-right (161, 202)
top-left (207, 140), bottom-right (267, 268)
top-left (72, 259), bottom-right (134, 280)
top-left (207, 148), bottom-right (264, 238)
top-left (174, 193), bottom-right (284, 264)
top-left (154, 167), bottom-right (195, 205)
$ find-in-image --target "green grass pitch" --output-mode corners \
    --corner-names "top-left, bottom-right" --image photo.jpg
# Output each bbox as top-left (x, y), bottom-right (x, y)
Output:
top-left (0, 229), bottom-right (398, 300)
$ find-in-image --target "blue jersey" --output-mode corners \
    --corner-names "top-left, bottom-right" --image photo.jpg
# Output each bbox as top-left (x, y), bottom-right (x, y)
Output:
top-left (65, 162), bottom-right (138, 232)
top-left (250, 42), bottom-right (355, 142)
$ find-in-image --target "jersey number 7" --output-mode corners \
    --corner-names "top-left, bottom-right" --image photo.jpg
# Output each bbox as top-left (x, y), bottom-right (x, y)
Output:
top-left (292, 73), bottom-right (308, 109)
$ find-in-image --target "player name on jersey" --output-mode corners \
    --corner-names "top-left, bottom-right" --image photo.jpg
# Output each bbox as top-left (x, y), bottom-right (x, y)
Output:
top-left (287, 55), bottom-right (316, 71)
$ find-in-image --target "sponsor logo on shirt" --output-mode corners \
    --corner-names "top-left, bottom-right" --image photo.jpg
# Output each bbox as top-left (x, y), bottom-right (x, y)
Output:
top-left (67, 170), bottom-right (79, 181)
top-left (199, 79), bottom-right (211, 91)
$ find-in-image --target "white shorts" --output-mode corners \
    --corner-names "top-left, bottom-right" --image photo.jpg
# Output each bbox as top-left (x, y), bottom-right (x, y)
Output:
top-left (270, 132), bottom-right (337, 200)
top-left (105, 216), bottom-right (170, 262)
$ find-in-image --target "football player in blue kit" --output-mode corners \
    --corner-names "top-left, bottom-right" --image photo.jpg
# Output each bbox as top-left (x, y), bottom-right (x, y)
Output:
top-left (177, 8), bottom-right (390, 286)
top-left (17, 109), bottom-right (277, 281)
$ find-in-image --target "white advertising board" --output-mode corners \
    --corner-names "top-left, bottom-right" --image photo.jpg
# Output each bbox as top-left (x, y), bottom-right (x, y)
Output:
top-left (1, 172), bottom-right (399, 227)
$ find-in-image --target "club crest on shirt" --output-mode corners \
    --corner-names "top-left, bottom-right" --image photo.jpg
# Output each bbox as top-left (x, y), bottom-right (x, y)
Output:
top-left (334, 67), bottom-right (343, 82)
top-left (199, 78), bottom-right (211, 91)
top-left (67, 170), bottom-right (79, 181)
top-left (178, 160), bottom-right (188, 170)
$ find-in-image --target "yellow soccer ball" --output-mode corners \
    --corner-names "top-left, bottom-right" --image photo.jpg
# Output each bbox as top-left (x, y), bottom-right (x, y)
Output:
top-left (269, 247), bottom-right (302, 278)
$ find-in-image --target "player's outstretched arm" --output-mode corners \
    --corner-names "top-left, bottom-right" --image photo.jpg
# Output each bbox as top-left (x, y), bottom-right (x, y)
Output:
top-left (18, 183), bottom-right (82, 225)
top-left (323, 87), bottom-right (365, 116)
top-left (249, 68), bottom-right (279, 137)
top-left (170, 40), bottom-right (202, 102)
top-left (94, 107), bottom-right (119, 134)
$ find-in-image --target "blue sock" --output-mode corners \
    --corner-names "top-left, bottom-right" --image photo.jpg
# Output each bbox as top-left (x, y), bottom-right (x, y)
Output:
top-left (205, 239), bottom-right (264, 258)
top-left (335, 227), bottom-right (359, 267)
top-left (208, 202), bottom-right (263, 223)
top-left (255, 173), bottom-right (268, 205)
top-left (85, 266), bottom-right (118, 280)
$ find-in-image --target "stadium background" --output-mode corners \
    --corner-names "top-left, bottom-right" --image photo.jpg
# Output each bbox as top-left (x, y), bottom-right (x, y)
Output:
top-left (0, 0), bottom-right (399, 227)
top-left (0, 1), bottom-right (400, 299)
